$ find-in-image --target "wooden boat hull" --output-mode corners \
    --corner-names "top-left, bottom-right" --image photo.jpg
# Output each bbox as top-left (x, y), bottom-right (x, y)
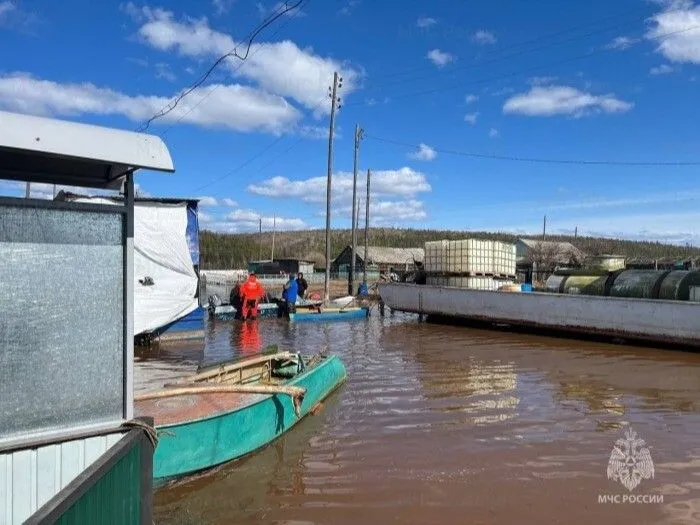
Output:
top-left (143, 354), bottom-right (347, 483)
top-left (289, 306), bottom-right (369, 322)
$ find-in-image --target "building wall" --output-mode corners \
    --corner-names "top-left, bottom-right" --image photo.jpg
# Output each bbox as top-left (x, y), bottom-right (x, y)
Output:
top-left (0, 432), bottom-right (124, 525)
top-left (298, 261), bottom-right (314, 276)
top-left (331, 247), bottom-right (354, 272)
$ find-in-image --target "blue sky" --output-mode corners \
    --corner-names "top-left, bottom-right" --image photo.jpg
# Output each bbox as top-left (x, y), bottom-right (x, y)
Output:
top-left (2, 0), bottom-right (700, 244)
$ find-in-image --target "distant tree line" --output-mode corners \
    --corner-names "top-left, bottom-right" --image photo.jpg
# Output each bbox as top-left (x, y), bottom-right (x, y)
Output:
top-left (198, 228), bottom-right (700, 270)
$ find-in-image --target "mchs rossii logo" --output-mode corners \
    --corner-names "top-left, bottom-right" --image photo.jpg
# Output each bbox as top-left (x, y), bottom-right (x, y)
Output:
top-left (598, 428), bottom-right (663, 504)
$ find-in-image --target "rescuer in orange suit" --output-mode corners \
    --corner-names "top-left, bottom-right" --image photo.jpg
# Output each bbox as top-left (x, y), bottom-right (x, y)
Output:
top-left (239, 273), bottom-right (265, 320)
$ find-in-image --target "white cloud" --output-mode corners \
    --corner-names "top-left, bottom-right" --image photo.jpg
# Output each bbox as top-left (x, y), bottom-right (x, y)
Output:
top-left (416, 16), bottom-right (437, 28)
top-left (465, 93), bottom-right (479, 104)
top-left (198, 211), bottom-right (213, 223)
top-left (197, 196), bottom-right (240, 207)
top-left (606, 36), bottom-right (639, 50)
top-left (647, 3), bottom-right (700, 64)
top-left (409, 143), bottom-right (437, 161)
top-left (130, 7), bottom-right (361, 114)
top-left (489, 127), bottom-right (499, 138)
top-left (370, 200), bottom-right (427, 222)
top-left (337, 199), bottom-right (427, 223)
top-left (426, 49), bottom-right (454, 67)
top-left (472, 30), bottom-right (497, 45)
top-left (247, 167), bottom-right (431, 204)
top-left (650, 64), bottom-right (675, 75)
top-left (464, 112), bottom-right (479, 125)
top-left (0, 72), bottom-right (301, 134)
top-left (197, 196), bottom-right (219, 206)
top-left (297, 124), bottom-right (329, 139)
top-left (503, 85), bottom-right (633, 117)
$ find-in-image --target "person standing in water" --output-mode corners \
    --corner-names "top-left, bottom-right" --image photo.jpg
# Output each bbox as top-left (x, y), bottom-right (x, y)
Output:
top-left (240, 273), bottom-right (265, 320)
top-left (296, 272), bottom-right (308, 300)
top-left (282, 274), bottom-right (298, 317)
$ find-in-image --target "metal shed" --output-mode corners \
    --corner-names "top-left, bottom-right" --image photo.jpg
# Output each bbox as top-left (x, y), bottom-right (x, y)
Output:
top-left (0, 109), bottom-right (174, 524)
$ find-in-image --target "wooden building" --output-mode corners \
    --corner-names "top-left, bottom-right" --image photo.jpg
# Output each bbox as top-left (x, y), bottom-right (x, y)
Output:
top-left (331, 245), bottom-right (424, 275)
top-left (248, 258), bottom-right (315, 275)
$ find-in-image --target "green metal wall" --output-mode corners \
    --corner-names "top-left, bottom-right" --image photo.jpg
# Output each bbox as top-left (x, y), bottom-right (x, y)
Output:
top-left (55, 445), bottom-right (141, 525)
top-left (25, 424), bottom-right (153, 525)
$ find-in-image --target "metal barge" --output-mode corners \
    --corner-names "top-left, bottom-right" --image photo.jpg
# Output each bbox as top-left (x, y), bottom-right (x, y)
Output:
top-left (377, 282), bottom-right (700, 347)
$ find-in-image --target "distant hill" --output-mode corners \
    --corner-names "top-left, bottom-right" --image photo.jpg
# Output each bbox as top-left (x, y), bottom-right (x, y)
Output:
top-left (199, 228), bottom-right (700, 270)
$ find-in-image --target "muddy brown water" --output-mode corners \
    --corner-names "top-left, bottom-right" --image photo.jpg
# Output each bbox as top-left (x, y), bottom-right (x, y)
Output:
top-left (135, 305), bottom-right (700, 525)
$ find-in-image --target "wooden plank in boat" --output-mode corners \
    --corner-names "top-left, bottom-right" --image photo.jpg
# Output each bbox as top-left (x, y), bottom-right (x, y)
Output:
top-left (135, 392), bottom-right (256, 426)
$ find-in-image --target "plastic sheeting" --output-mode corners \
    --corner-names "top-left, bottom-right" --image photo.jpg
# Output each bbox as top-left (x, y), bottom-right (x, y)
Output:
top-left (73, 197), bottom-right (199, 335)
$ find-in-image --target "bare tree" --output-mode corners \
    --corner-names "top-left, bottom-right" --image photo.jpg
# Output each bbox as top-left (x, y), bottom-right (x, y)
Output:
top-left (524, 241), bottom-right (580, 284)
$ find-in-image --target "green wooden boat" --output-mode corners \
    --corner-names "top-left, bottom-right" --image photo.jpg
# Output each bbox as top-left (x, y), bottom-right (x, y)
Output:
top-left (135, 350), bottom-right (347, 485)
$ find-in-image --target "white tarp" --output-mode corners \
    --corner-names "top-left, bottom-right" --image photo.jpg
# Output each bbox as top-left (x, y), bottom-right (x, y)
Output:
top-left (74, 197), bottom-right (199, 335)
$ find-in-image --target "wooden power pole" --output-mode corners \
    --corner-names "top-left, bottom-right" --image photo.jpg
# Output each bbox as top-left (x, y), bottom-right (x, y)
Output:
top-left (542, 215), bottom-right (547, 240)
top-left (324, 71), bottom-right (342, 303)
top-left (363, 168), bottom-right (371, 286)
top-left (349, 124), bottom-right (364, 295)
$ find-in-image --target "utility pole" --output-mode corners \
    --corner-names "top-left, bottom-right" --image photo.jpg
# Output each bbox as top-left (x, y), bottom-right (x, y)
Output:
top-left (542, 215), bottom-right (547, 240)
top-left (258, 219), bottom-right (262, 260)
top-left (324, 71), bottom-right (342, 303)
top-left (363, 168), bottom-right (371, 286)
top-left (25, 182), bottom-right (30, 198)
top-left (574, 226), bottom-right (578, 239)
top-left (271, 215), bottom-right (276, 261)
top-left (349, 124), bottom-right (364, 295)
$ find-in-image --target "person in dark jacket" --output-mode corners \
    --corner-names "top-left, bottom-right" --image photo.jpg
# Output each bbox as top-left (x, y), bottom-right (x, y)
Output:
top-left (296, 272), bottom-right (308, 299)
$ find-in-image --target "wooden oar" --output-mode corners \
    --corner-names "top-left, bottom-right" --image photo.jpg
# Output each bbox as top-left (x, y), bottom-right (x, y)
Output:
top-left (135, 384), bottom-right (307, 417)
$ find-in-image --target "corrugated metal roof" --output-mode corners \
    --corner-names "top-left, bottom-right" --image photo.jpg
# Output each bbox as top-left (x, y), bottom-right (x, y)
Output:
top-left (516, 238), bottom-right (584, 265)
top-left (518, 238), bottom-right (581, 253)
top-left (355, 246), bottom-right (424, 264)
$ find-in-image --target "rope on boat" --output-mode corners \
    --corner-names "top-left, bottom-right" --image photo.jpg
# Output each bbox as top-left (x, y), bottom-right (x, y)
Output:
top-left (122, 418), bottom-right (160, 449)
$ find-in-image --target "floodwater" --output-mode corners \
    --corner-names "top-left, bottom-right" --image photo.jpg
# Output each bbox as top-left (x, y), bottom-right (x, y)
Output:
top-left (136, 297), bottom-right (700, 525)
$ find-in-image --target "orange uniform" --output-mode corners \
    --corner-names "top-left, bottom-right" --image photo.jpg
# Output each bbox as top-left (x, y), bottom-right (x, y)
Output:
top-left (239, 274), bottom-right (265, 319)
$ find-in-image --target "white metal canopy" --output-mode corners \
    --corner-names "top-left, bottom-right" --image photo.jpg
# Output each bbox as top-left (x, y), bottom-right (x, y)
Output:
top-left (0, 110), bottom-right (175, 189)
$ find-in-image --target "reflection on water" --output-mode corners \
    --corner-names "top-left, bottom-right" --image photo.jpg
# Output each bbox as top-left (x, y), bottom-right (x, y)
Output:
top-left (138, 294), bottom-right (700, 525)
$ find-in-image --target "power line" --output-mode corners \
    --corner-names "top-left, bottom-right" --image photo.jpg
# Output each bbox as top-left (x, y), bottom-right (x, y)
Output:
top-left (159, 0), bottom-right (310, 137)
top-left (365, 134), bottom-right (700, 167)
top-left (361, 18), bottom-right (647, 93)
top-left (190, 91), bottom-right (331, 193)
top-left (363, 4), bottom-right (673, 89)
top-left (136, 0), bottom-right (304, 132)
top-left (343, 24), bottom-right (700, 107)
top-left (187, 12), bottom-right (699, 194)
